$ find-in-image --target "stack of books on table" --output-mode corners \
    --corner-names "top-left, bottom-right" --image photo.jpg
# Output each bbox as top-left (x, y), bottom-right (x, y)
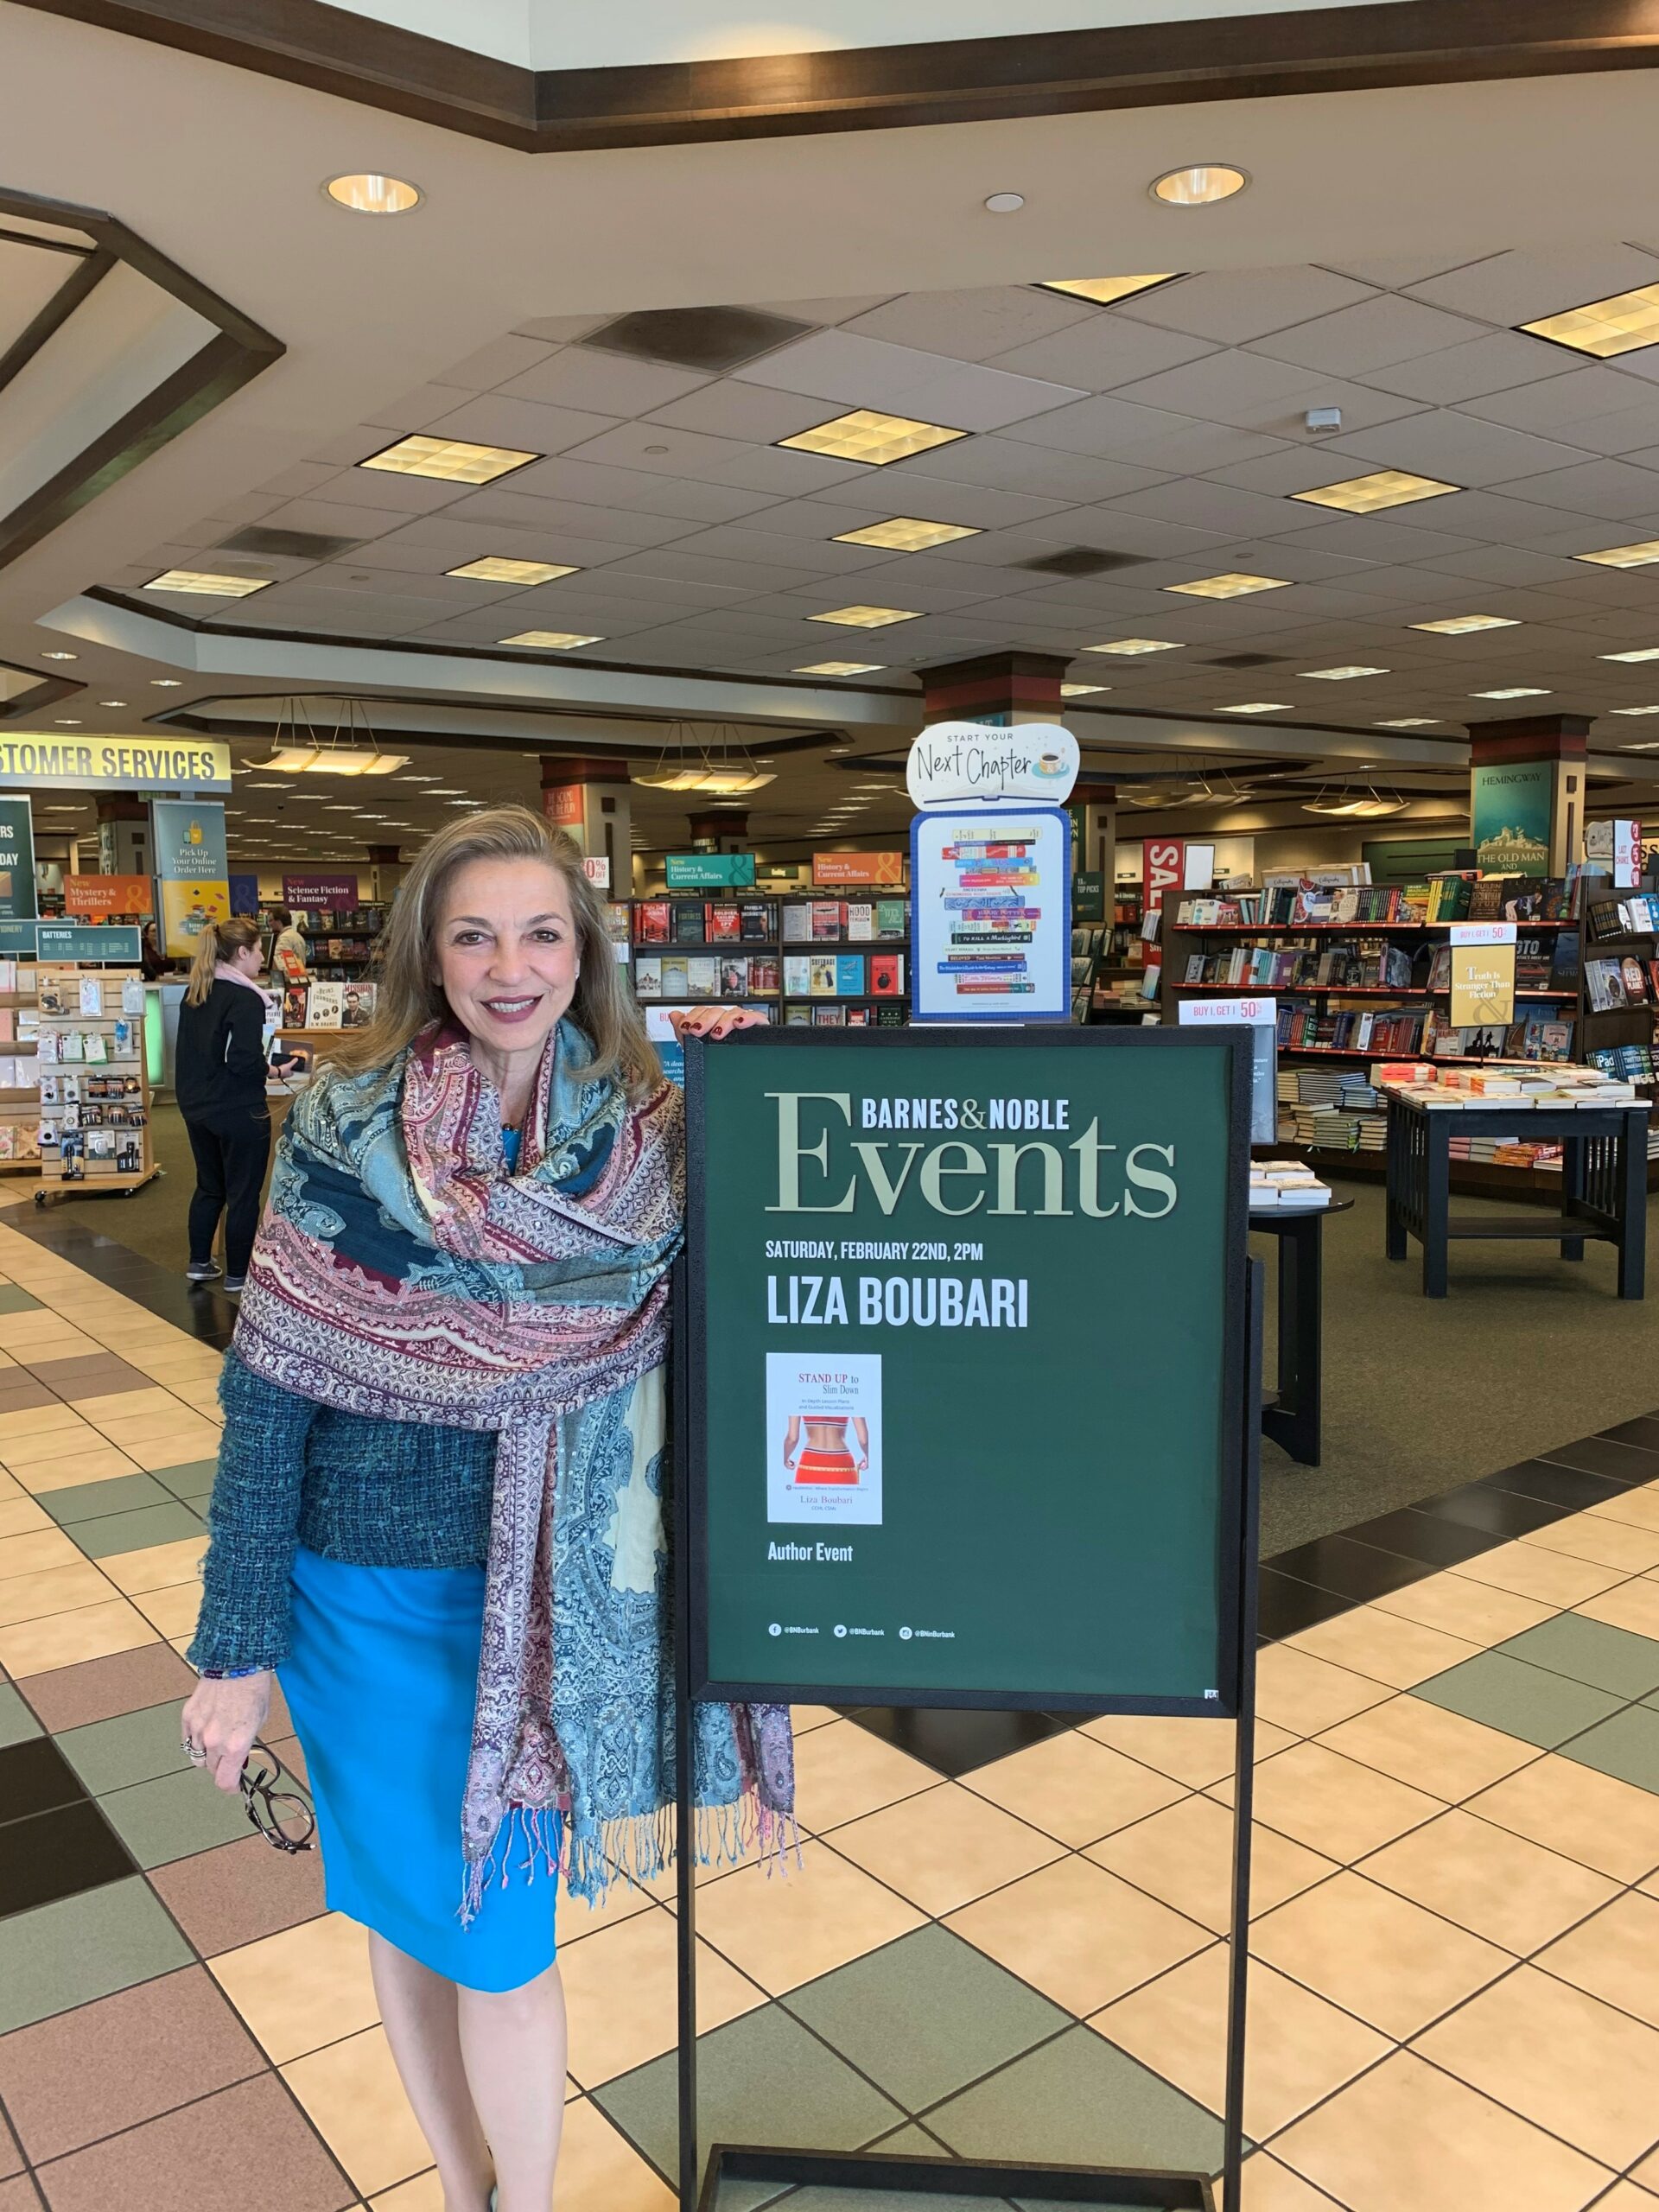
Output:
top-left (1250, 1161), bottom-right (1332, 1209)
top-left (1376, 1065), bottom-right (1643, 1110)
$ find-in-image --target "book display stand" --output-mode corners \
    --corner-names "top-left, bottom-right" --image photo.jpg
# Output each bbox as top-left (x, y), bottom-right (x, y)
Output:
top-left (34, 965), bottom-right (156, 1205)
top-left (0, 956), bottom-right (41, 1179)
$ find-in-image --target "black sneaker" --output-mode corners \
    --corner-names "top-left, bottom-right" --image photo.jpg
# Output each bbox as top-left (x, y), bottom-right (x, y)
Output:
top-left (224, 1275), bottom-right (246, 1296)
top-left (186, 1262), bottom-right (220, 1282)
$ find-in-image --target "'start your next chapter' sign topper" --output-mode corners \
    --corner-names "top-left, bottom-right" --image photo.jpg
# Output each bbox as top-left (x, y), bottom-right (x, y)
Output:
top-left (906, 721), bottom-right (1080, 812)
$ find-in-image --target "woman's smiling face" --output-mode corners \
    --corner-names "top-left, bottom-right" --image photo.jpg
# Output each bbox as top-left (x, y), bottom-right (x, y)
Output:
top-left (434, 856), bottom-right (577, 1065)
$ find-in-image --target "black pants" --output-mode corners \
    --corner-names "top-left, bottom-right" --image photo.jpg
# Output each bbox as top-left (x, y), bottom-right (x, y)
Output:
top-left (184, 1110), bottom-right (271, 1280)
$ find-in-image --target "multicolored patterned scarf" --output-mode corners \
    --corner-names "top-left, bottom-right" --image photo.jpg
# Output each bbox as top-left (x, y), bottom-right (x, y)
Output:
top-left (232, 1017), bottom-right (794, 1917)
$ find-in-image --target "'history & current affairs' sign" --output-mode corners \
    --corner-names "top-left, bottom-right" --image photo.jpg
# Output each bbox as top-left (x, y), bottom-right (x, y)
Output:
top-left (687, 1027), bottom-right (1249, 1712)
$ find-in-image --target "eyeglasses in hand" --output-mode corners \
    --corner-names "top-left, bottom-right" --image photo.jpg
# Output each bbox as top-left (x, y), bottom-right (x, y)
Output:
top-left (240, 1738), bottom-right (316, 1854)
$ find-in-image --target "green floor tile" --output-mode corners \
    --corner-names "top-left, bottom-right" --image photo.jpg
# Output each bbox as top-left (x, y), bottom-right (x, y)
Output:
top-left (1412, 1652), bottom-right (1624, 1748)
top-left (783, 1926), bottom-right (1069, 2113)
top-left (154, 1459), bottom-right (218, 1504)
top-left (59, 1700), bottom-right (196, 1795)
top-left (925, 2028), bottom-right (1227, 2177)
top-left (596, 2002), bottom-right (904, 2185)
top-left (0, 1284), bottom-right (44, 1314)
top-left (1491, 1615), bottom-right (1659, 1700)
top-left (1560, 1706), bottom-right (1659, 1796)
top-left (38, 1473), bottom-right (174, 1526)
top-left (97, 1765), bottom-right (252, 1866)
top-left (73, 1500), bottom-right (205, 1560)
top-left (0, 1877), bottom-right (191, 2033)
top-left (0, 1681), bottom-right (42, 1747)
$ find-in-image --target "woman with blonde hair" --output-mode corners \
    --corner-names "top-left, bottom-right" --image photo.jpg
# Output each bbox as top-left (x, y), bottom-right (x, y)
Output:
top-left (175, 915), bottom-right (287, 1293)
top-left (181, 806), bottom-right (793, 2212)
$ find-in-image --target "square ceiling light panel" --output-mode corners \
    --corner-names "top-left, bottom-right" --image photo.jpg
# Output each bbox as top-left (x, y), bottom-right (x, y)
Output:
top-left (1300, 665), bottom-right (1389, 680)
top-left (1521, 284), bottom-right (1659, 359)
top-left (1164, 573), bottom-right (1291, 600)
top-left (1376, 717), bottom-right (1442, 728)
top-left (1471, 687), bottom-right (1551, 698)
top-left (1612, 705), bottom-right (1659, 715)
top-left (832, 518), bottom-right (981, 551)
top-left (795, 661), bottom-right (885, 675)
top-left (1035, 276), bottom-right (1181, 304)
top-left (359, 435), bottom-right (540, 485)
top-left (807, 607), bottom-right (923, 628)
top-left (1575, 540), bottom-right (1659, 569)
top-left (1082, 639), bottom-right (1184, 655)
top-left (1217, 702), bottom-right (1293, 714)
top-left (447, 557), bottom-right (580, 584)
top-left (779, 411), bottom-right (969, 467)
top-left (1292, 470), bottom-right (1461, 514)
top-left (1600, 646), bottom-right (1659, 662)
top-left (143, 569), bottom-right (271, 598)
top-left (499, 630), bottom-right (604, 649)
top-left (1060, 683), bottom-right (1109, 696)
top-left (1408, 615), bottom-right (1520, 634)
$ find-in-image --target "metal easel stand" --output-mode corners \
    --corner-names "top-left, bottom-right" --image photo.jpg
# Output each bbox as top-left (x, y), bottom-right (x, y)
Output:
top-left (671, 1259), bottom-right (1265, 2212)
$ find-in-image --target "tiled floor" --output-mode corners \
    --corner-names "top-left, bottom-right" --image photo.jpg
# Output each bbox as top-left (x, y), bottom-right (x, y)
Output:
top-left (6, 1206), bottom-right (1659, 2208)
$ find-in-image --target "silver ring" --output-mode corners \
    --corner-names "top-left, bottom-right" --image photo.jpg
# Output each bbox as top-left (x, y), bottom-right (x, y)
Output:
top-left (183, 1740), bottom-right (207, 1765)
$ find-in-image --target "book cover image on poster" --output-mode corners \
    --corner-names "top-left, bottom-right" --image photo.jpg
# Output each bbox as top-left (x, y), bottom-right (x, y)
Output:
top-left (766, 1353), bottom-right (883, 1527)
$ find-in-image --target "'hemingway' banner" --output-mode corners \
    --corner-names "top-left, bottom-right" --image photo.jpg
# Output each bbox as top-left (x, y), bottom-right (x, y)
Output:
top-left (686, 1027), bottom-right (1249, 1712)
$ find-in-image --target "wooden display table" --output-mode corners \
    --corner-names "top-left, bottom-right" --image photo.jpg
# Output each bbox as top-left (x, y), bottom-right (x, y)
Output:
top-left (1385, 1094), bottom-right (1649, 1299)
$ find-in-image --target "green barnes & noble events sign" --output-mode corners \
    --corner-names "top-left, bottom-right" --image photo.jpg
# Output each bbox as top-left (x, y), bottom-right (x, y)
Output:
top-left (686, 1027), bottom-right (1249, 1713)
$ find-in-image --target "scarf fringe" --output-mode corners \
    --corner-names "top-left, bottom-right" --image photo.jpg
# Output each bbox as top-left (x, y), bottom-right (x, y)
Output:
top-left (459, 1792), bottom-right (803, 1926)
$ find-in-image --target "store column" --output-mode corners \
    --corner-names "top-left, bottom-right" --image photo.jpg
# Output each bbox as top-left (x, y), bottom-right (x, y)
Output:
top-left (919, 651), bottom-right (1110, 879)
top-left (364, 843), bottom-right (404, 900)
top-left (687, 810), bottom-right (747, 855)
top-left (1467, 714), bottom-right (1590, 876)
top-left (95, 797), bottom-right (149, 878)
top-left (540, 758), bottom-right (632, 887)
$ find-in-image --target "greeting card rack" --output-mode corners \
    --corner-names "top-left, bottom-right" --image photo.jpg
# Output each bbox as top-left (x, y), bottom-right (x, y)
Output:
top-left (33, 965), bottom-right (157, 1205)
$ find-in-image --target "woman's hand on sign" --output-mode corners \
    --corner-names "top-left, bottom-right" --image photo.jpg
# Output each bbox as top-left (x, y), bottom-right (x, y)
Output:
top-left (669, 1007), bottom-right (768, 1042)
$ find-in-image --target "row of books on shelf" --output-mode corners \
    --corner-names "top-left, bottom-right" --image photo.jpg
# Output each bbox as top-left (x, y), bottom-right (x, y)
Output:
top-left (278, 983), bottom-right (377, 1031)
top-left (1586, 893), bottom-right (1659, 942)
top-left (783, 1004), bottom-right (908, 1027)
top-left (633, 898), bottom-right (909, 945)
top-left (1274, 999), bottom-right (1578, 1062)
top-left (1589, 1045), bottom-right (1658, 1082)
top-left (1177, 872), bottom-right (1609, 929)
top-left (1585, 955), bottom-right (1659, 1011)
top-left (286, 908), bottom-right (385, 933)
top-left (633, 951), bottom-right (906, 1001)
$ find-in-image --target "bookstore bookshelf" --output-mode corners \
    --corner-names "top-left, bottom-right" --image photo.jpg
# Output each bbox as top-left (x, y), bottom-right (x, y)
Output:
top-left (631, 891), bottom-right (910, 1027)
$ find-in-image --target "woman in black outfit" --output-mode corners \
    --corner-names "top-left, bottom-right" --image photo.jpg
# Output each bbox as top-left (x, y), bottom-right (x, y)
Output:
top-left (175, 917), bottom-right (290, 1294)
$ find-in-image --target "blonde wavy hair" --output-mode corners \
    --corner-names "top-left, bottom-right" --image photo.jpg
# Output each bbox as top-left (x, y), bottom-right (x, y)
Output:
top-left (327, 804), bottom-right (659, 1096)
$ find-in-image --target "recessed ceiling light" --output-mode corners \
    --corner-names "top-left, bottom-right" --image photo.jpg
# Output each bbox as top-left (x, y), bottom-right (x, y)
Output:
top-left (98, 699), bottom-right (129, 708)
top-left (1037, 276), bottom-right (1180, 304)
top-left (498, 631), bottom-right (603, 650)
top-left (1574, 539), bottom-right (1659, 570)
top-left (808, 607), bottom-right (922, 629)
top-left (1521, 283), bottom-right (1659, 359)
top-left (53, 718), bottom-right (81, 726)
top-left (1471, 688), bottom-right (1551, 699)
top-left (428, 788), bottom-right (466, 796)
top-left (778, 411), bottom-right (969, 467)
top-left (1300, 665), bottom-right (1389, 680)
top-left (1292, 470), bottom-right (1460, 514)
top-left (150, 677), bottom-right (184, 686)
top-left (1618, 739), bottom-right (1659, 749)
top-left (832, 518), bottom-right (980, 551)
top-left (1150, 164), bottom-right (1248, 207)
top-left (1600, 645), bottom-right (1659, 663)
top-left (1217, 702), bottom-right (1292, 715)
top-left (1409, 614), bottom-right (1519, 635)
top-left (41, 650), bottom-right (76, 661)
top-left (983, 193), bottom-right (1026, 214)
top-left (324, 173), bottom-right (422, 215)
top-left (247, 780), bottom-right (289, 789)
top-left (322, 804), bottom-right (358, 812)
top-left (1165, 573), bottom-right (1289, 600)
top-left (447, 556), bottom-right (580, 585)
top-left (794, 661), bottom-right (884, 677)
top-left (143, 569), bottom-right (272, 598)
top-left (1060, 683), bottom-right (1109, 696)
top-left (1611, 704), bottom-right (1659, 715)
top-left (1083, 639), bottom-right (1182, 656)
top-left (359, 435), bottom-right (539, 486)
top-left (1375, 718), bottom-right (1441, 728)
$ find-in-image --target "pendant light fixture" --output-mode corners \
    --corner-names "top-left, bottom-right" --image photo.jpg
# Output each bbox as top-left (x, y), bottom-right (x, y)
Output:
top-left (633, 721), bottom-right (777, 796)
top-left (246, 696), bottom-right (410, 777)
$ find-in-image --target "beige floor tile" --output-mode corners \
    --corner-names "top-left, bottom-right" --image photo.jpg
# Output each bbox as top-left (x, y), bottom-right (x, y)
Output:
top-left (959, 1728), bottom-right (1188, 1847)
top-left (1360, 1808), bottom-right (1619, 1954)
top-left (1416, 1964), bottom-right (1659, 2169)
top-left (0, 1403), bottom-right (88, 1443)
top-left (946, 1853), bottom-right (1213, 2015)
top-left (1535, 1891), bottom-right (1659, 2032)
top-left (1369, 1571), bottom-right (1556, 1643)
top-left (1078, 1713), bottom-right (1296, 1789)
top-left (788, 1704), bottom-right (840, 1733)
top-left (0, 1498), bottom-right (52, 1538)
top-left (0, 1527), bottom-right (86, 1580)
top-left (1585, 2185), bottom-right (1659, 2209)
top-left (1271, 2050), bottom-right (1611, 2212)
top-left (1521, 1515), bottom-right (1659, 1573)
top-left (1314, 1694), bottom-right (1537, 1803)
top-left (1574, 1580), bottom-right (1659, 1642)
top-left (64, 1386), bottom-right (184, 1422)
top-left (1587, 1488), bottom-right (1659, 1534)
top-left (683, 1839), bottom-right (922, 1997)
top-left (132, 1581), bottom-right (201, 1638)
top-left (89, 1413), bottom-right (221, 1457)
top-left (0, 1560), bottom-right (116, 1626)
top-left (1251, 1869), bottom-right (1511, 2038)
top-left (556, 1873), bottom-right (660, 1947)
top-left (791, 1719), bottom-right (939, 1832)
top-left (1214, 1742), bottom-right (1441, 1864)
top-left (0, 1419), bottom-right (105, 1465)
top-left (1255, 1643), bottom-right (1395, 1736)
top-left (0, 1595), bottom-right (156, 1676)
top-left (282, 2024), bottom-right (430, 2196)
top-left (0, 1471), bottom-right (22, 1503)
top-left (101, 1535), bottom-right (209, 1595)
top-left (1632, 2145), bottom-right (1659, 2190)
top-left (824, 1780), bottom-right (1063, 1916)
top-left (10, 1445), bottom-right (143, 1492)
top-left (1224, 2154), bottom-right (1345, 2209)
top-left (557, 1910), bottom-right (763, 2088)
top-left (1087, 1795), bottom-right (1337, 1934)
top-left (369, 2175), bottom-right (442, 2212)
top-left (1466, 1754), bottom-right (1659, 1884)
top-left (1282, 1606), bottom-right (1485, 1690)
top-left (555, 2096), bottom-right (677, 2212)
top-left (120, 1434), bottom-right (226, 1476)
top-left (1092, 1948), bottom-right (1389, 2139)
top-left (211, 1910), bottom-right (379, 2063)
top-left (1448, 1541), bottom-right (1632, 1608)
